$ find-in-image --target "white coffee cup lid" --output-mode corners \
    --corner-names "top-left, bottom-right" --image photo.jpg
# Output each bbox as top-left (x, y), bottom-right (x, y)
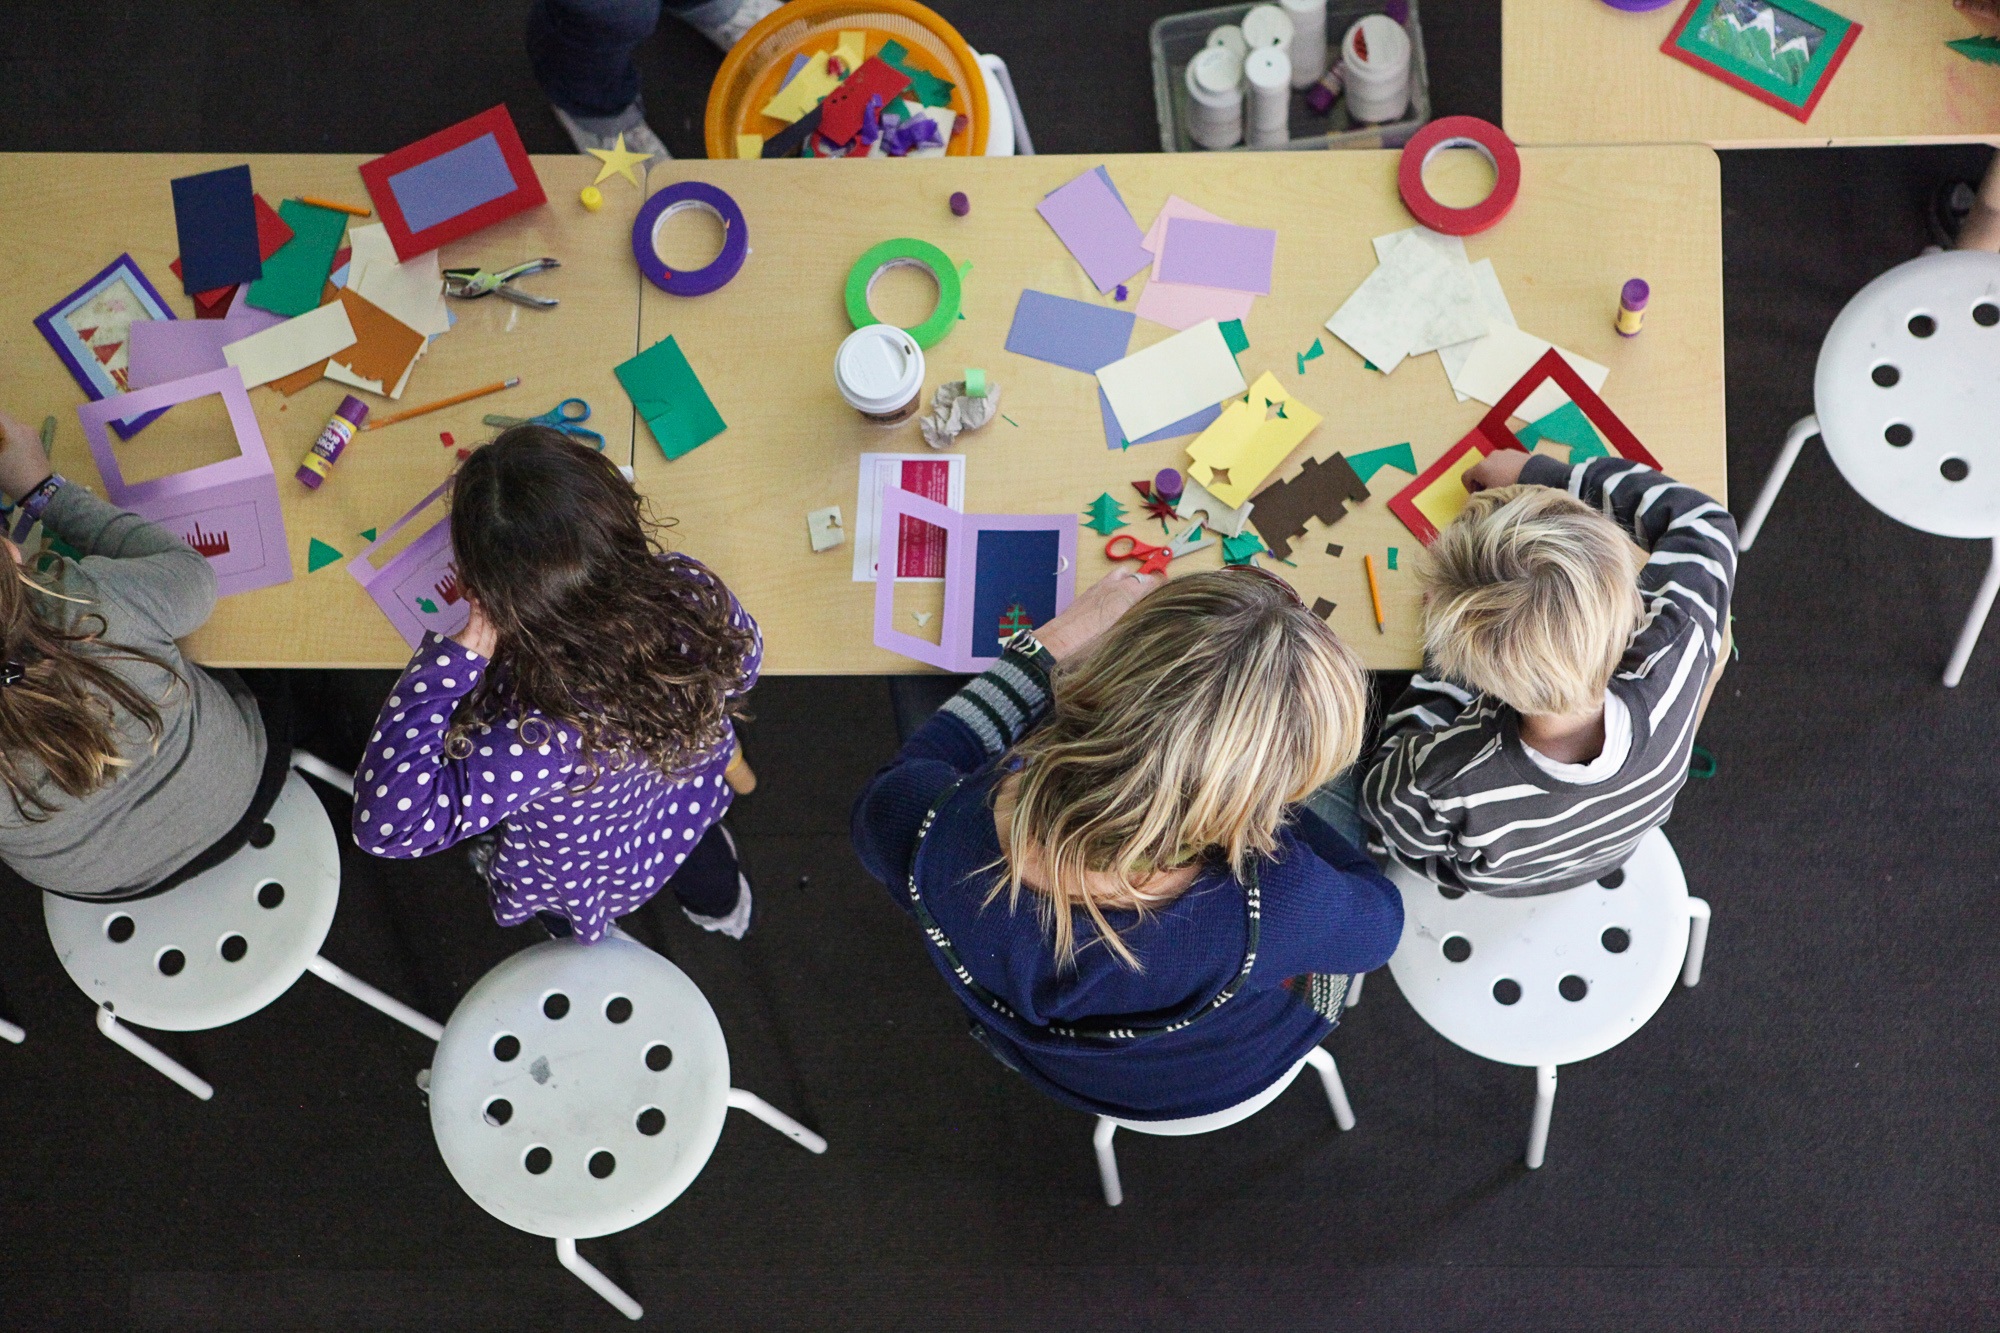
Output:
top-left (836, 325), bottom-right (925, 413)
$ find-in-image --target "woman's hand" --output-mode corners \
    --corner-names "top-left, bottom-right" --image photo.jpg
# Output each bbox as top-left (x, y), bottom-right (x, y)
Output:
top-left (0, 408), bottom-right (54, 503)
top-left (1958, 0), bottom-right (2000, 26)
top-left (1035, 567), bottom-right (1162, 662)
top-left (1463, 448), bottom-right (1531, 494)
top-left (451, 600), bottom-right (500, 659)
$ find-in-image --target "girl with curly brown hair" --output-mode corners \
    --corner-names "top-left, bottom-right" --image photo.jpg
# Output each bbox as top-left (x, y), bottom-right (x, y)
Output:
top-left (351, 426), bottom-right (762, 942)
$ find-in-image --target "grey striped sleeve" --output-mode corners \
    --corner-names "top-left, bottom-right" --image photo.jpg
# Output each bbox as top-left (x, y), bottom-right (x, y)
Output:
top-left (938, 651), bottom-right (1053, 758)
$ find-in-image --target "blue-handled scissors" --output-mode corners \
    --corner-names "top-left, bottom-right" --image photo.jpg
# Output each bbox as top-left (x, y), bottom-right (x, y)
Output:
top-left (482, 397), bottom-right (604, 451)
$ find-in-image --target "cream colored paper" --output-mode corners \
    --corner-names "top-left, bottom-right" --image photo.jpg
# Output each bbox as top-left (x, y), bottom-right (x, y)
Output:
top-left (1096, 320), bottom-right (1247, 443)
top-left (222, 301), bottom-right (357, 390)
top-left (1448, 323), bottom-right (1609, 421)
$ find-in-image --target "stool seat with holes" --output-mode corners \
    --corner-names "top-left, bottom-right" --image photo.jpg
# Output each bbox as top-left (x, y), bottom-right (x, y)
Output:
top-left (426, 935), bottom-right (826, 1320)
top-left (1386, 828), bottom-right (1711, 1168)
top-left (40, 759), bottom-right (443, 1101)
top-left (1736, 249), bottom-right (2000, 684)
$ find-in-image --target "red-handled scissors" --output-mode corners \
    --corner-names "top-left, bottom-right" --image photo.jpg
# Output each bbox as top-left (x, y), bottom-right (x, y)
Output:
top-left (1105, 521), bottom-right (1216, 574)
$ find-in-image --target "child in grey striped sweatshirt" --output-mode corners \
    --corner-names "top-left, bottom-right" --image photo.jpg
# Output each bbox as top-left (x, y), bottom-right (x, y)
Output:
top-left (1361, 450), bottom-right (1736, 896)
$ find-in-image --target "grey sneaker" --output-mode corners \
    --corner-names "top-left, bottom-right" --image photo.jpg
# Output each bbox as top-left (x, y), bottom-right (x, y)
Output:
top-left (551, 103), bottom-right (669, 165)
top-left (686, 0), bottom-right (783, 50)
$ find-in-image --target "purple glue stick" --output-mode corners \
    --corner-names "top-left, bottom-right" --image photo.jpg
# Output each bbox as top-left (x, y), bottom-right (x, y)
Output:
top-left (298, 394), bottom-right (368, 489)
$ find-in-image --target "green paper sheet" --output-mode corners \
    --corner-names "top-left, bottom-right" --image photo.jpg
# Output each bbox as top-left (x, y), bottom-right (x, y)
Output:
top-left (246, 200), bottom-right (348, 318)
top-left (1387, 547), bottom-right (1398, 570)
top-left (1219, 319), bottom-right (1250, 355)
top-left (1517, 402), bottom-right (1608, 462)
top-left (359, 528), bottom-right (377, 542)
top-left (306, 537), bottom-right (343, 572)
top-left (615, 335), bottom-right (727, 461)
top-left (1948, 35), bottom-right (2000, 65)
top-left (1220, 531), bottom-right (1265, 566)
top-left (877, 40), bottom-right (957, 106)
top-left (1348, 441), bottom-right (1417, 483)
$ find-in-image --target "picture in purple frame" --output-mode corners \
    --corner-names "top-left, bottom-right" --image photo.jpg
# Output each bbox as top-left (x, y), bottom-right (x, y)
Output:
top-left (35, 255), bottom-right (178, 441)
top-left (347, 477), bottom-right (471, 648)
top-left (873, 488), bottom-right (1077, 672)
top-left (74, 366), bottom-right (294, 599)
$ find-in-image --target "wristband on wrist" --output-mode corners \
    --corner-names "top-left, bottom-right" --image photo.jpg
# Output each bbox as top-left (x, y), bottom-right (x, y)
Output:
top-left (18, 474), bottom-right (64, 523)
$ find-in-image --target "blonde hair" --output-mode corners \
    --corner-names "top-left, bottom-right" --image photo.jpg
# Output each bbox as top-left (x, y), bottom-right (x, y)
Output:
top-left (1419, 484), bottom-right (1642, 717)
top-left (997, 569), bottom-right (1370, 971)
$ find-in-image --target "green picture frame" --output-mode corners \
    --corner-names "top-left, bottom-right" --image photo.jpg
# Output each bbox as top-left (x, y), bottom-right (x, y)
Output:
top-left (1661, 0), bottom-right (1863, 122)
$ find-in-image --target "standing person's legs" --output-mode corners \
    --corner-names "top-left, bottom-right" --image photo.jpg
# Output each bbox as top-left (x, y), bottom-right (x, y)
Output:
top-left (1960, 150), bottom-right (2000, 253)
top-left (660, 822), bottom-right (753, 938)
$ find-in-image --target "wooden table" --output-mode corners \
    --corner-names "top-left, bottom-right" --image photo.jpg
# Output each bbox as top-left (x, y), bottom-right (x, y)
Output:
top-left (0, 153), bottom-right (643, 669)
top-left (3, 147), bottom-right (1725, 673)
top-left (1504, 0), bottom-right (2000, 148)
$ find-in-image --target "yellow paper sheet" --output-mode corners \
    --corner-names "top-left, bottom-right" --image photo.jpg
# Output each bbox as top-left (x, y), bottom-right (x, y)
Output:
top-left (222, 301), bottom-right (357, 390)
top-left (1184, 372), bottom-right (1324, 509)
top-left (1410, 445), bottom-right (1487, 536)
top-left (736, 133), bottom-right (765, 160)
top-left (762, 50), bottom-right (842, 124)
top-left (836, 29), bottom-right (866, 71)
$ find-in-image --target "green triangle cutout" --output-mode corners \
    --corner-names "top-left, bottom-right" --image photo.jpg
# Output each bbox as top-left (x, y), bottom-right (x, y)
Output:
top-left (307, 538), bottom-right (343, 573)
top-left (359, 528), bottom-right (378, 542)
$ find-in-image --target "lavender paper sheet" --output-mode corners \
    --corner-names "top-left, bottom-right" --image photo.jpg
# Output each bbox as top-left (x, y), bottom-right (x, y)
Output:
top-left (127, 317), bottom-right (264, 390)
top-left (1096, 387), bottom-right (1221, 452)
top-left (1004, 290), bottom-right (1135, 373)
top-left (1035, 167), bottom-right (1153, 294)
top-left (1156, 218), bottom-right (1278, 295)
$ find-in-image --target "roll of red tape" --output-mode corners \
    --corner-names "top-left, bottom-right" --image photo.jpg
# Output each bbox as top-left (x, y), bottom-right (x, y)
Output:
top-left (1397, 116), bottom-right (1521, 237)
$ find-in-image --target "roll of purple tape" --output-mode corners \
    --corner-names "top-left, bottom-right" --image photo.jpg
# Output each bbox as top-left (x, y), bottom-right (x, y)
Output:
top-left (632, 181), bottom-right (749, 296)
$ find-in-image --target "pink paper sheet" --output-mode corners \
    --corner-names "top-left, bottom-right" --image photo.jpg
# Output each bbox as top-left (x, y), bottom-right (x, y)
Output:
top-left (1134, 195), bottom-right (1257, 331)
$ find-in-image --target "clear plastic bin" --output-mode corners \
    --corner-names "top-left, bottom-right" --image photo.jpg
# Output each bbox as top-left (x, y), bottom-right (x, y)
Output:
top-left (1151, 2), bottom-right (1430, 152)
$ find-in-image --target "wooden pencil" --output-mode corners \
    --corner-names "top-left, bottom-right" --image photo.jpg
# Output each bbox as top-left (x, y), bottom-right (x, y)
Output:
top-left (1364, 554), bottom-right (1385, 634)
top-left (363, 379), bottom-right (521, 430)
top-left (300, 195), bottom-right (372, 217)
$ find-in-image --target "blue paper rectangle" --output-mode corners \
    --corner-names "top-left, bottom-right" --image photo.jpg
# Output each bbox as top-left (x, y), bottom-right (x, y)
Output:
top-left (170, 165), bottom-right (262, 294)
top-left (1097, 386), bottom-right (1221, 452)
top-left (970, 529), bottom-right (1061, 656)
top-left (1004, 290), bottom-right (1134, 373)
top-left (388, 133), bottom-right (516, 234)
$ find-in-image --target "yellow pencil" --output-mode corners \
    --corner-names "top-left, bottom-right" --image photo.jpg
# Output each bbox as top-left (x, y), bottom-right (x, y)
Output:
top-left (1364, 554), bottom-right (1385, 635)
top-left (300, 195), bottom-right (372, 217)
top-left (363, 379), bottom-right (521, 431)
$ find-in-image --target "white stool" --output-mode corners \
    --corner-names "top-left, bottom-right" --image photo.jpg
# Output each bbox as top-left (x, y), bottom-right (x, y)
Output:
top-left (1736, 249), bottom-right (2000, 685)
top-left (41, 757), bottom-right (444, 1100)
top-left (426, 935), bottom-right (826, 1321)
top-left (1092, 1044), bottom-right (1354, 1206)
top-left (1385, 828), bottom-right (1710, 1169)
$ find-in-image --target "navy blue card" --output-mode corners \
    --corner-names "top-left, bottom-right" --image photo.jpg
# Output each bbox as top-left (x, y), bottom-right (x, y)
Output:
top-left (969, 529), bottom-right (1061, 656)
top-left (170, 165), bottom-right (262, 294)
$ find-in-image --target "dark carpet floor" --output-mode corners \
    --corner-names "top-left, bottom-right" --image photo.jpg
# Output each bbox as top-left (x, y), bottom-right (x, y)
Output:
top-left (4, 2), bottom-right (2000, 1329)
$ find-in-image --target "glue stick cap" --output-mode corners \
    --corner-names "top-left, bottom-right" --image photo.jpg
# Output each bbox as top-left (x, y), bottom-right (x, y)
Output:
top-left (835, 324), bottom-right (926, 422)
top-left (1621, 278), bottom-right (1651, 311)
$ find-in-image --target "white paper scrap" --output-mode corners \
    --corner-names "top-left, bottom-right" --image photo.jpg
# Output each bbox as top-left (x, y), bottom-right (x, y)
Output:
top-left (1325, 230), bottom-right (1483, 374)
top-left (1096, 320), bottom-right (1247, 442)
top-left (347, 224), bottom-right (451, 337)
top-left (852, 452), bottom-right (966, 583)
top-left (1448, 322), bottom-right (1610, 422)
top-left (1437, 259), bottom-right (1516, 400)
top-left (221, 302), bottom-right (357, 389)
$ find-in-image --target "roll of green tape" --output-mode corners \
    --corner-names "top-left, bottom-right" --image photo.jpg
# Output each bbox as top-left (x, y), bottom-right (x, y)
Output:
top-left (845, 238), bottom-right (961, 349)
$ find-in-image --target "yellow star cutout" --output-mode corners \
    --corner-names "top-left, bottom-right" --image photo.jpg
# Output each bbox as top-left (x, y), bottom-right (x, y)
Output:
top-left (586, 132), bottom-right (652, 189)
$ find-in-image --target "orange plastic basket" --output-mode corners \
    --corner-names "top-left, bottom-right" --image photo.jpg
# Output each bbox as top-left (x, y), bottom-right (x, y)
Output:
top-left (705, 0), bottom-right (989, 159)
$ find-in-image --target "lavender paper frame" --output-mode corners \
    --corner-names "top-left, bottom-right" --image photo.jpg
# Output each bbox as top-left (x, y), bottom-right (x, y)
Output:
top-left (75, 366), bottom-right (293, 598)
top-left (873, 489), bottom-right (1076, 671)
top-left (346, 477), bottom-right (471, 648)
top-left (35, 254), bottom-right (177, 440)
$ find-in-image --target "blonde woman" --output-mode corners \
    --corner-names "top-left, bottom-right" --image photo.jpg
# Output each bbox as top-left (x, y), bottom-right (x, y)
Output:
top-left (852, 567), bottom-right (1402, 1121)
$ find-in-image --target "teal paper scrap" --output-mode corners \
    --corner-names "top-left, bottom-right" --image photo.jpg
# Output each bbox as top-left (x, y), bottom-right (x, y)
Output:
top-left (615, 336), bottom-right (727, 461)
top-left (1219, 318), bottom-right (1250, 355)
top-left (246, 200), bottom-right (348, 318)
top-left (1517, 402), bottom-right (1608, 462)
top-left (1348, 441), bottom-right (1417, 483)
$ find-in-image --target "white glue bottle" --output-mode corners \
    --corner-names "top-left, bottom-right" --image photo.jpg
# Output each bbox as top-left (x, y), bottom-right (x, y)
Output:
top-left (1279, 0), bottom-right (1329, 88)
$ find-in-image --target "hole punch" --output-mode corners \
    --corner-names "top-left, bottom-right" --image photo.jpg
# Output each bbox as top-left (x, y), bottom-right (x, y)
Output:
top-left (589, 1150), bottom-right (617, 1179)
top-left (1942, 458), bottom-right (1970, 482)
top-left (257, 881), bottom-right (285, 909)
top-left (493, 1034), bottom-right (521, 1062)
top-left (219, 934), bottom-right (248, 963)
top-left (524, 1146), bottom-right (552, 1175)
top-left (1558, 974), bottom-right (1589, 1001)
top-left (485, 1098), bottom-right (513, 1126)
top-left (1442, 935), bottom-right (1473, 963)
top-left (1886, 423), bottom-right (1913, 447)
top-left (1871, 364), bottom-right (1899, 387)
top-left (636, 1107), bottom-right (666, 1136)
top-left (157, 948), bottom-right (185, 977)
top-left (106, 914), bottom-right (135, 943)
top-left (604, 996), bottom-right (633, 1024)
top-left (644, 1043), bottom-right (673, 1072)
top-left (1492, 978), bottom-right (1522, 1005)
top-left (543, 992), bottom-right (571, 1020)
top-left (1602, 926), bottom-right (1631, 953)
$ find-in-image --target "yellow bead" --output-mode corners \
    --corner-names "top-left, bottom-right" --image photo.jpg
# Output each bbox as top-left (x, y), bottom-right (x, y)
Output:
top-left (579, 186), bottom-right (604, 212)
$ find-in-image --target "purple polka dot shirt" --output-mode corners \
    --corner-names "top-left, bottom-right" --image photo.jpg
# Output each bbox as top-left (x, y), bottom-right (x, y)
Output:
top-left (351, 559), bottom-right (761, 943)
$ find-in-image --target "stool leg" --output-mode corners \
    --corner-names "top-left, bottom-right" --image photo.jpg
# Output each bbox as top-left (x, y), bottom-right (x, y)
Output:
top-left (1943, 538), bottom-right (2000, 688)
top-left (1525, 1064), bottom-right (1558, 1169)
top-left (725, 1087), bottom-right (828, 1153)
top-left (555, 1237), bottom-right (642, 1321)
top-left (96, 1006), bottom-right (212, 1100)
top-left (306, 955), bottom-right (445, 1041)
top-left (289, 751), bottom-right (355, 797)
top-left (1302, 1046), bottom-right (1356, 1131)
top-left (1093, 1117), bottom-right (1123, 1206)
top-left (1683, 897), bottom-right (1713, 988)
top-left (1736, 414), bottom-right (1818, 553)
top-left (1346, 971), bottom-right (1365, 1007)
top-left (723, 743), bottom-right (757, 795)
top-left (0, 1016), bottom-right (23, 1044)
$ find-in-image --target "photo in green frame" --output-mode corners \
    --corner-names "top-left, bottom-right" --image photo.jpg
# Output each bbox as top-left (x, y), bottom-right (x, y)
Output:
top-left (1661, 0), bottom-right (1863, 122)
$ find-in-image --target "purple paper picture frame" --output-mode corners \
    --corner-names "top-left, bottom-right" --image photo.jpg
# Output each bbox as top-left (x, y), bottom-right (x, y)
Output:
top-left (346, 477), bottom-right (471, 648)
top-left (74, 366), bottom-right (294, 598)
top-left (35, 255), bottom-right (178, 441)
top-left (873, 489), bottom-right (1077, 672)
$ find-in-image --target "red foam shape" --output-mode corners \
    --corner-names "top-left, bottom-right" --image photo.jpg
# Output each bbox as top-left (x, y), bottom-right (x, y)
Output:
top-left (358, 105), bottom-right (546, 261)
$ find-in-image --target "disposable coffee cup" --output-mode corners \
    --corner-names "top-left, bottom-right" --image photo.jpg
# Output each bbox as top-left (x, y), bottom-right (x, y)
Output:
top-left (836, 324), bottom-right (926, 425)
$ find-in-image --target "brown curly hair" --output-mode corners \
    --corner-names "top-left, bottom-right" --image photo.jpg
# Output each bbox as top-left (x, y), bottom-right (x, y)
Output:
top-left (441, 426), bottom-right (757, 783)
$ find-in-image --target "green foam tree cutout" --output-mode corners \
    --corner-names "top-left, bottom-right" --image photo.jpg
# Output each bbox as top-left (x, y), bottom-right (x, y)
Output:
top-left (1221, 531), bottom-right (1266, 566)
top-left (306, 538), bottom-right (343, 573)
top-left (416, 597), bottom-right (438, 615)
top-left (1948, 35), bottom-right (2000, 64)
top-left (1082, 492), bottom-right (1130, 536)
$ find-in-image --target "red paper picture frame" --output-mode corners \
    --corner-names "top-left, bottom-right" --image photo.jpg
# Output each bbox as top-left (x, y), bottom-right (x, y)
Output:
top-left (358, 105), bottom-right (547, 261)
top-left (1389, 350), bottom-right (1663, 545)
top-left (1660, 0), bottom-right (1862, 125)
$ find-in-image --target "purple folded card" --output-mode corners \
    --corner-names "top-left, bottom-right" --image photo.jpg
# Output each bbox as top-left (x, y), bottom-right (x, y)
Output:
top-left (1156, 218), bottom-right (1278, 295)
top-left (1004, 290), bottom-right (1135, 373)
top-left (347, 477), bottom-right (472, 649)
top-left (1035, 167), bottom-right (1153, 295)
top-left (127, 317), bottom-right (263, 390)
top-left (874, 489), bottom-right (1076, 672)
top-left (74, 366), bottom-right (293, 598)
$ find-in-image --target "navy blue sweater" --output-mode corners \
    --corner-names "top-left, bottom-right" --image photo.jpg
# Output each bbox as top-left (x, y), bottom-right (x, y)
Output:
top-left (851, 650), bottom-right (1405, 1121)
